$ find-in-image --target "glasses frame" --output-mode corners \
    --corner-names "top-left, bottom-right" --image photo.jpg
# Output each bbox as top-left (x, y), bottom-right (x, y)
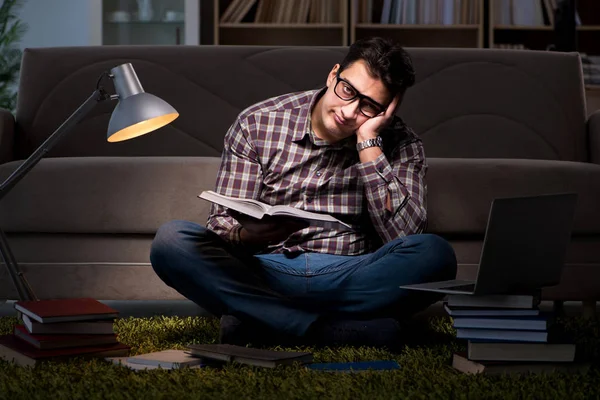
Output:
top-left (334, 72), bottom-right (386, 118)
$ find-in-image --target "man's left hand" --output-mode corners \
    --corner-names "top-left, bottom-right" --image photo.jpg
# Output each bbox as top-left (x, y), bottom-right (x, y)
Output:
top-left (356, 93), bottom-right (401, 142)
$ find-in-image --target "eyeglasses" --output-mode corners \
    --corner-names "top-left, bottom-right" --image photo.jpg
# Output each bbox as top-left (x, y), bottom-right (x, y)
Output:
top-left (333, 72), bottom-right (386, 118)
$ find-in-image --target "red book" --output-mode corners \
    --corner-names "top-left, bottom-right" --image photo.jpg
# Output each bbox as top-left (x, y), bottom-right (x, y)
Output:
top-left (0, 334), bottom-right (130, 367)
top-left (14, 298), bottom-right (119, 323)
top-left (13, 325), bottom-right (118, 350)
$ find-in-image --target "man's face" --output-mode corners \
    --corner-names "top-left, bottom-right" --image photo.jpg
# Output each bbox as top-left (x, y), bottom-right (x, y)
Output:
top-left (312, 60), bottom-right (393, 143)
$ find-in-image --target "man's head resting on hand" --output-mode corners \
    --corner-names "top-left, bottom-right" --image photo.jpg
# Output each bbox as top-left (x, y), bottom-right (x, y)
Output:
top-left (311, 36), bottom-right (416, 144)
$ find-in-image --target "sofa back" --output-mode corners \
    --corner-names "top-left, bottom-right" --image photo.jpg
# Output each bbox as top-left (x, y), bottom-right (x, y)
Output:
top-left (15, 45), bottom-right (588, 162)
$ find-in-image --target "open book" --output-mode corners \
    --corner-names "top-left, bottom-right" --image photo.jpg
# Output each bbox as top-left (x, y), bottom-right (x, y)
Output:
top-left (199, 190), bottom-right (352, 230)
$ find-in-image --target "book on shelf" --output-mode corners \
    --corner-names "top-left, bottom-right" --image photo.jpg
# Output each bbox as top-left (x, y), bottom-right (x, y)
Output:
top-left (443, 303), bottom-right (541, 317)
top-left (451, 315), bottom-right (551, 331)
top-left (14, 298), bottom-right (119, 324)
top-left (185, 344), bottom-right (313, 368)
top-left (21, 314), bottom-right (115, 335)
top-left (13, 325), bottom-right (118, 350)
top-left (467, 340), bottom-right (576, 363)
top-left (451, 352), bottom-right (588, 376)
top-left (446, 294), bottom-right (539, 309)
top-left (198, 190), bottom-right (352, 230)
top-left (124, 349), bottom-right (204, 369)
top-left (0, 334), bottom-right (130, 368)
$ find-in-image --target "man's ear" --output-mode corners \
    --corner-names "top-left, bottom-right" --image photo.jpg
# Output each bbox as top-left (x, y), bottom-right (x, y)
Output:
top-left (326, 64), bottom-right (340, 87)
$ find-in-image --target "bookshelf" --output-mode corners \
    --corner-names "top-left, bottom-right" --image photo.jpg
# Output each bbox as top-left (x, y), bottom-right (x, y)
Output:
top-left (489, 0), bottom-right (600, 55)
top-left (351, 0), bottom-right (485, 48)
top-left (212, 0), bottom-right (349, 45)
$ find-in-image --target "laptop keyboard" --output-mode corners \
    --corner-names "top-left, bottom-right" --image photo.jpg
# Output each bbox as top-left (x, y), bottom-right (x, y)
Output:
top-left (443, 283), bottom-right (476, 292)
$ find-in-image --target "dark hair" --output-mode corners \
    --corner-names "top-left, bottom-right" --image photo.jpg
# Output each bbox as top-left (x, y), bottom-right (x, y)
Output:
top-left (339, 37), bottom-right (415, 95)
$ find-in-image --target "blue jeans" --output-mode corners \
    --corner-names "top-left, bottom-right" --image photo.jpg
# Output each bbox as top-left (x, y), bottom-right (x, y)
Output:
top-left (150, 220), bottom-right (457, 337)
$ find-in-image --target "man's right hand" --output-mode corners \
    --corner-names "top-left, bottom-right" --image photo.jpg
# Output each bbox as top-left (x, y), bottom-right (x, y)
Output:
top-left (229, 210), bottom-right (309, 247)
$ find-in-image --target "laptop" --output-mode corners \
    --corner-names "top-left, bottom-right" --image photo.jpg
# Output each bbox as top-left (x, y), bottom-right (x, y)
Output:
top-left (399, 193), bottom-right (578, 296)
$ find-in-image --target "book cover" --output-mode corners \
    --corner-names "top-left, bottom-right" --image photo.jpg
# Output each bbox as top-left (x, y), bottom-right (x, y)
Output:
top-left (443, 303), bottom-right (541, 317)
top-left (186, 344), bottom-right (313, 368)
top-left (126, 349), bottom-right (203, 369)
top-left (306, 360), bottom-right (401, 372)
top-left (22, 314), bottom-right (115, 335)
top-left (0, 334), bottom-right (130, 367)
top-left (198, 190), bottom-right (352, 230)
top-left (456, 328), bottom-right (549, 343)
top-left (107, 357), bottom-right (207, 371)
top-left (452, 315), bottom-right (551, 331)
top-left (14, 325), bottom-right (118, 350)
top-left (451, 352), bottom-right (588, 376)
top-left (446, 294), bottom-right (539, 309)
top-left (467, 340), bottom-right (576, 362)
top-left (14, 298), bottom-right (119, 324)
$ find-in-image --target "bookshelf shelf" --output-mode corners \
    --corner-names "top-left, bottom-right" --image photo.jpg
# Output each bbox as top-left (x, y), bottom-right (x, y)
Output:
top-left (356, 23), bottom-right (480, 30)
top-left (219, 23), bottom-right (344, 28)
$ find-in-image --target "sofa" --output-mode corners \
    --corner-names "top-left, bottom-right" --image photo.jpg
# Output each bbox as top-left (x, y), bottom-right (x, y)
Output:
top-left (1, 45), bottom-right (599, 315)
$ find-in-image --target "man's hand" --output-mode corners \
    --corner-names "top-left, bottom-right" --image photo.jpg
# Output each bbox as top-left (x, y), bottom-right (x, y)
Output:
top-left (229, 210), bottom-right (309, 247)
top-left (356, 93), bottom-right (401, 142)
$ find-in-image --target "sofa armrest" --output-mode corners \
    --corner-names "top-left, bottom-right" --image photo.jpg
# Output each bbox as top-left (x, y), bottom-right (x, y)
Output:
top-left (588, 110), bottom-right (600, 164)
top-left (0, 108), bottom-right (15, 164)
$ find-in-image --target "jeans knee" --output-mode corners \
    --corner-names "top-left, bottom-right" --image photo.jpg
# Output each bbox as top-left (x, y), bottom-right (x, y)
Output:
top-left (421, 234), bottom-right (457, 280)
top-left (400, 233), bottom-right (456, 281)
top-left (150, 220), bottom-right (208, 274)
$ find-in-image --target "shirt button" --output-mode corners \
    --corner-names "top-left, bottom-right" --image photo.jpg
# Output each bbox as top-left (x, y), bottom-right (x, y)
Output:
top-left (316, 171), bottom-right (322, 177)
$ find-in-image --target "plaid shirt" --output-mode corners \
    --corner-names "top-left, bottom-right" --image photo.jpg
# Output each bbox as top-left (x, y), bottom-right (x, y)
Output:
top-left (207, 89), bottom-right (427, 255)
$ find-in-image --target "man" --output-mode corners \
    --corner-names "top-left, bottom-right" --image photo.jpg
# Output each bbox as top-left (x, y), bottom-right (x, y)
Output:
top-left (150, 37), bottom-right (457, 348)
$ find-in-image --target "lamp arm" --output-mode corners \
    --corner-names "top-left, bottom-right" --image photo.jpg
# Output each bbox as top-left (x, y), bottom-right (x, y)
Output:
top-left (0, 89), bottom-right (112, 201)
top-left (0, 88), bottom-right (112, 302)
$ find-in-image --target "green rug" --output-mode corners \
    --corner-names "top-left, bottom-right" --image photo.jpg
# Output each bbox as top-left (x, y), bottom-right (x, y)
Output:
top-left (0, 315), bottom-right (599, 400)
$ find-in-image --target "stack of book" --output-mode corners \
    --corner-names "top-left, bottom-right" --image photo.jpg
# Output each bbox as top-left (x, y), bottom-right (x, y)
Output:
top-left (445, 293), bottom-right (584, 375)
top-left (0, 298), bottom-right (130, 367)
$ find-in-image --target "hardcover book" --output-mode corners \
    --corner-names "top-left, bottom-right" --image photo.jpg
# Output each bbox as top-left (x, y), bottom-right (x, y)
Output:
top-left (446, 294), bottom-right (539, 309)
top-left (13, 325), bottom-right (118, 350)
top-left (185, 344), bottom-right (313, 368)
top-left (467, 340), bottom-right (576, 362)
top-left (198, 190), bottom-right (352, 230)
top-left (452, 352), bottom-right (587, 376)
top-left (14, 298), bottom-right (119, 323)
top-left (125, 349), bottom-right (203, 369)
top-left (443, 303), bottom-right (541, 317)
top-left (21, 314), bottom-right (115, 335)
top-left (0, 334), bottom-right (130, 367)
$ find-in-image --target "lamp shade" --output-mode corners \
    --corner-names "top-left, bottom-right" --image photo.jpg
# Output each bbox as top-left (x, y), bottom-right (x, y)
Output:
top-left (107, 63), bottom-right (179, 142)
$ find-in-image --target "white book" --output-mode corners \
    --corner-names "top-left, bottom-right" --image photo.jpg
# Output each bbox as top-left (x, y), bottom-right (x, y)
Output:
top-left (124, 350), bottom-right (203, 369)
top-left (456, 328), bottom-right (548, 342)
top-left (199, 190), bottom-right (352, 230)
top-left (452, 316), bottom-right (549, 331)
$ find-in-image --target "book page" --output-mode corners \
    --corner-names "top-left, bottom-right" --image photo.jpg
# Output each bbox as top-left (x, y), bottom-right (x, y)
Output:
top-left (268, 205), bottom-right (351, 229)
top-left (199, 191), bottom-right (270, 220)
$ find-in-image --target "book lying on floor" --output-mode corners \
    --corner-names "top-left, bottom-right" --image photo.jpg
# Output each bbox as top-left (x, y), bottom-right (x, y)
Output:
top-left (198, 190), bottom-right (352, 230)
top-left (0, 334), bottom-right (130, 367)
top-left (125, 349), bottom-right (204, 369)
top-left (21, 314), bottom-right (115, 335)
top-left (467, 340), bottom-right (576, 362)
top-left (14, 298), bottom-right (119, 323)
top-left (185, 344), bottom-right (313, 368)
top-left (451, 352), bottom-right (588, 376)
top-left (306, 360), bottom-right (401, 372)
top-left (13, 325), bottom-right (118, 350)
top-left (107, 357), bottom-right (206, 371)
top-left (446, 294), bottom-right (539, 309)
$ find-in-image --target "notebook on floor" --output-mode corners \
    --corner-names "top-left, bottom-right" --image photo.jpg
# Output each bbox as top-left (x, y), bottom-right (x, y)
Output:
top-left (399, 193), bottom-right (577, 296)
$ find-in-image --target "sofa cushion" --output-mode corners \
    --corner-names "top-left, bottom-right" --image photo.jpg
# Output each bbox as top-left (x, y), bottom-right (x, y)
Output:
top-left (426, 158), bottom-right (600, 235)
top-left (0, 157), bottom-right (221, 234)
